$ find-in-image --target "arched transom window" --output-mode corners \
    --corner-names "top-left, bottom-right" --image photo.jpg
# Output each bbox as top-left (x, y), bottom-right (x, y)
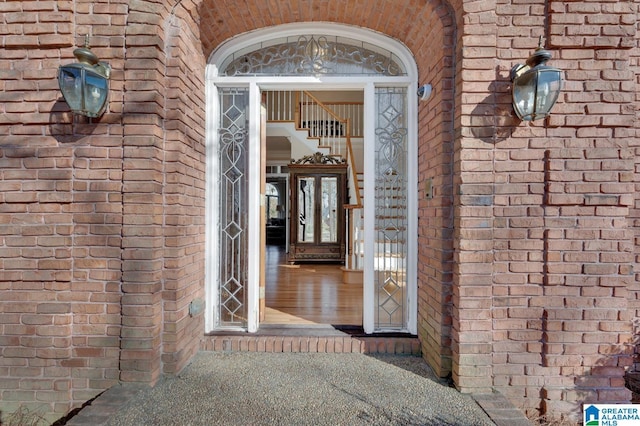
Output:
top-left (219, 34), bottom-right (407, 76)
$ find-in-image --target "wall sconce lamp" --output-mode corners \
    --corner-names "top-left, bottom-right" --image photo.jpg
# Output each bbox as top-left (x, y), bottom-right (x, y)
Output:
top-left (510, 38), bottom-right (562, 121)
top-left (58, 36), bottom-right (111, 118)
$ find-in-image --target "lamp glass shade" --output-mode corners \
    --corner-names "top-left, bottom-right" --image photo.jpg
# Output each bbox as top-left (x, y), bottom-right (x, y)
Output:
top-left (83, 69), bottom-right (109, 117)
top-left (58, 66), bottom-right (84, 112)
top-left (512, 66), bottom-right (562, 121)
top-left (58, 63), bottom-right (109, 118)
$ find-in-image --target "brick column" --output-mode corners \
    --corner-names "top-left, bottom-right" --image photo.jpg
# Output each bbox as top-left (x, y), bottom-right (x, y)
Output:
top-left (160, 6), bottom-right (207, 375)
top-left (119, 4), bottom-right (168, 384)
top-left (451, 0), bottom-right (498, 393)
top-left (414, 1), bottom-right (458, 378)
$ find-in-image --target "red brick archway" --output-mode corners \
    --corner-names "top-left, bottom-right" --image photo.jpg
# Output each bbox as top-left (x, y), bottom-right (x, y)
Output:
top-left (101, 4), bottom-right (460, 406)
top-left (147, 0), bottom-right (460, 382)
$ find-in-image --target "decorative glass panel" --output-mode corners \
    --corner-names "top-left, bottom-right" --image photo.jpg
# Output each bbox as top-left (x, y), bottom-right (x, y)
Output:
top-left (217, 88), bottom-right (249, 327)
top-left (221, 35), bottom-right (406, 77)
top-left (297, 177), bottom-right (315, 243)
top-left (374, 87), bottom-right (408, 330)
top-left (321, 177), bottom-right (338, 243)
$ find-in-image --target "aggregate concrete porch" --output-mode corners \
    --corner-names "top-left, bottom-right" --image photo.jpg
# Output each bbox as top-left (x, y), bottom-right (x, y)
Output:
top-left (67, 352), bottom-right (530, 426)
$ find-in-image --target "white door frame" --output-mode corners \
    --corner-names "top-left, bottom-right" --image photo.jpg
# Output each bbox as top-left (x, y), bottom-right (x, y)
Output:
top-left (205, 23), bottom-right (419, 334)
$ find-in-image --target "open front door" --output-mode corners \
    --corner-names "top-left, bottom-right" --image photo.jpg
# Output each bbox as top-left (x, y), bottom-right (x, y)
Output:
top-left (259, 94), bottom-right (267, 322)
top-left (207, 84), bottom-right (262, 333)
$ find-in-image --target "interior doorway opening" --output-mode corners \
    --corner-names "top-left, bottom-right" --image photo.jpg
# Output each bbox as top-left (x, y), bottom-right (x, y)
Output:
top-left (262, 89), bottom-right (364, 328)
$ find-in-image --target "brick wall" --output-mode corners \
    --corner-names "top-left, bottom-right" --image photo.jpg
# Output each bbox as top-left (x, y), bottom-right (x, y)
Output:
top-left (0, 0), bottom-right (126, 422)
top-left (450, 0), bottom-right (500, 395)
top-left (117, 0), bottom-right (206, 386)
top-left (0, 0), bottom-right (206, 422)
top-left (1, 0), bottom-right (638, 423)
top-left (490, 0), bottom-right (637, 418)
top-left (631, 1), bottom-right (640, 379)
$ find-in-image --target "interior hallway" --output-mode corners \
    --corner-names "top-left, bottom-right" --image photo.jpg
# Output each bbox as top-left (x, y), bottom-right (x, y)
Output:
top-left (263, 245), bottom-right (363, 326)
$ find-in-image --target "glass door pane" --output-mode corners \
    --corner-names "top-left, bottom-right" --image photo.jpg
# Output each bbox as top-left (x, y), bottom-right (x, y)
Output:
top-left (320, 176), bottom-right (338, 243)
top-left (297, 177), bottom-right (315, 243)
top-left (217, 87), bottom-right (249, 328)
top-left (374, 87), bottom-right (408, 330)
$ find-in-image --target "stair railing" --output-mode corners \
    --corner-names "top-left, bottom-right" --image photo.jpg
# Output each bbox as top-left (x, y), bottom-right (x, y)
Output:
top-left (297, 91), bottom-right (362, 209)
top-left (343, 117), bottom-right (363, 270)
top-left (297, 91), bottom-right (345, 158)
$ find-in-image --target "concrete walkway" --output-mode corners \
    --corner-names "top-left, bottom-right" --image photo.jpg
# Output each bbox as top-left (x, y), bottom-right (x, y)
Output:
top-left (67, 352), bottom-right (532, 426)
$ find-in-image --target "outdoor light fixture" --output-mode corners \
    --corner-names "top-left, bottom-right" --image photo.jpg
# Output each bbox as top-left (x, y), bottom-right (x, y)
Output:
top-left (417, 84), bottom-right (433, 102)
top-left (510, 37), bottom-right (562, 121)
top-left (58, 36), bottom-right (111, 118)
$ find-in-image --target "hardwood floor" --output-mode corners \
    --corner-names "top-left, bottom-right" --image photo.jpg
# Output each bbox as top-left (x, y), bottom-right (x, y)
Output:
top-left (263, 245), bottom-right (363, 326)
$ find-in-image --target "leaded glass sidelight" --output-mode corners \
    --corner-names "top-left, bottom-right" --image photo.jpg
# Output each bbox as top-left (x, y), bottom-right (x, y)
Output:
top-left (217, 88), bottom-right (250, 328)
top-left (374, 87), bottom-right (408, 330)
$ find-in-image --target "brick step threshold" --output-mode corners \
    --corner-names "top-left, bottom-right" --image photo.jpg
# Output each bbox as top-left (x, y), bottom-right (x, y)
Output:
top-left (201, 325), bottom-right (420, 355)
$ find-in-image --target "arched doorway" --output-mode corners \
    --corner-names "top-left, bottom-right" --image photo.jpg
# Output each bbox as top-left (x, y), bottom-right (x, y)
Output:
top-left (205, 23), bottom-right (419, 334)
